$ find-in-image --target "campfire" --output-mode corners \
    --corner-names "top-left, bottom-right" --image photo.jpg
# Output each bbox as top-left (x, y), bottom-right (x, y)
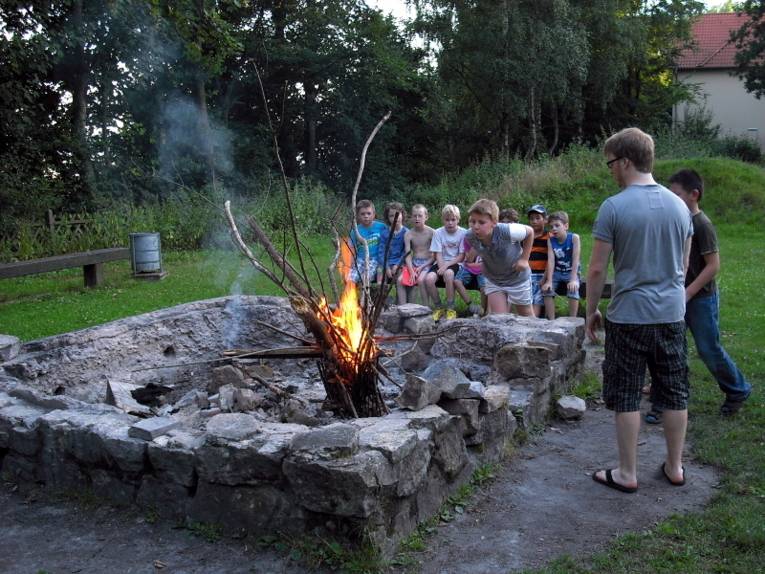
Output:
top-left (222, 113), bottom-right (395, 419)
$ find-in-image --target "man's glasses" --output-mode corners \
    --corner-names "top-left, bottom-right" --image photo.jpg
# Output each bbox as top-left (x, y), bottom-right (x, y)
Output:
top-left (606, 157), bottom-right (623, 168)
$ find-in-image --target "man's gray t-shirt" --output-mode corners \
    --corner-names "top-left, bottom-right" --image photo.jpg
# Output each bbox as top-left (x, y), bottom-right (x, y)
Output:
top-left (592, 184), bottom-right (692, 324)
top-left (465, 223), bottom-right (529, 286)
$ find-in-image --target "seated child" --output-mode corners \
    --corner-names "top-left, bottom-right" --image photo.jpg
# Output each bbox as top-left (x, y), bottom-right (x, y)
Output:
top-left (454, 234), bottom-right (485, 317)
top-left (378, 201), bottom-right (409, 285)
top-left (425, 204), bottom-right (467, 321)
top-left (499, 208), bottom-right (520, 223)
top-left (465, 199), bottom-right (534, 316)
top-left (399, 204), bottom-right (435, 305)
top-left (348, 199), bottom-right (387, 285)
top-left (527, 204), bottom-right (555, 320)
top-left (542, 210), bottom-right (581, 317)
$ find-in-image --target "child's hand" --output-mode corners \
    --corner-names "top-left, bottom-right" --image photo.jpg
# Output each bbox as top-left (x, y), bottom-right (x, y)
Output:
top-left (514, 259), bottom-right (530, 274)
top-left (542, 280), bottom-right (552, 293)
top-left (568, 279), bottom-right (580, 295)
top-left (437, 264), bottom-right (446, 276)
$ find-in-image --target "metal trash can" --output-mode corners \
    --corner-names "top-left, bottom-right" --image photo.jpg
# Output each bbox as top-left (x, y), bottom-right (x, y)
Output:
top-left (129, 232), bottom-right (164, 277)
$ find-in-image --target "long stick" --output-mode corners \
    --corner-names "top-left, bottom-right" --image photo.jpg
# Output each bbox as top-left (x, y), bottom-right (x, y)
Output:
top-left (253, 64), bottom-right (314, 297)
top-left (349, 111), bottom-right (392, 304)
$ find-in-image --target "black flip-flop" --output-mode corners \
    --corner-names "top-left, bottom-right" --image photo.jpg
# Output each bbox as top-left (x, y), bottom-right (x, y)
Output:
top-left (661, 462), bottom-right (686, 486)
top-left (592, 469), bottom-right (638, 493)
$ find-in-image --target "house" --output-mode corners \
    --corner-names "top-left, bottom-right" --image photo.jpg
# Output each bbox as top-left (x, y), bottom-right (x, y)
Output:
top-left (673, 13), bottom-right (765, 149)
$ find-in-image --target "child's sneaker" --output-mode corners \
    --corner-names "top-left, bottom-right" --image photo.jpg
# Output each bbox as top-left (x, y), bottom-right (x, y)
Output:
top-left (444, 308), bottom-right (457, 320)
top-left (468, 303), bottom-right (483, 317)
top-left (432, 308), bottom-right (444, 321)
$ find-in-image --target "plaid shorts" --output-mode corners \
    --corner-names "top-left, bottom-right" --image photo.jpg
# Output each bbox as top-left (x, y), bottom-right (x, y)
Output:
top-left (602, 319), bottom-right (688, 412)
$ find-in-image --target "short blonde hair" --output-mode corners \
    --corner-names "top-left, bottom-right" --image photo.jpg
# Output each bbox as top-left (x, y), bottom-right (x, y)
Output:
top-left (604, 127), bottom-right (654, 173)
top-left (547, 211), bottom-right (569, 225)
top-left (411, 204), bottom-right (428, 216)
top-left (468, 199), bottom-right (499, 222)
top-left (442, 204), bottom-right (460, 220)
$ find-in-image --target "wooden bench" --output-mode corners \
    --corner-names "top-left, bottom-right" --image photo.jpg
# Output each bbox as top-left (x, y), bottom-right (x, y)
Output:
top-left (0, 248), bottom-right (130, 288)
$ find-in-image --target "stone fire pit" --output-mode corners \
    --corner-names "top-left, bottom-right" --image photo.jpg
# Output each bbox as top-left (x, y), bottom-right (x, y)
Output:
top-left (0, 296), bottom-right (584, 554)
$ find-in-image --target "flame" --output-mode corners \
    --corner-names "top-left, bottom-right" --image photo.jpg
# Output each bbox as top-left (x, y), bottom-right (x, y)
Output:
top-left (318, 281), bottom-right (374, 378)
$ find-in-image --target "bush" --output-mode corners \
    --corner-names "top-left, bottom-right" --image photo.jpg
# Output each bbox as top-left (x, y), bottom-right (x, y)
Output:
top-left (0, 179), bottom-right (344, 261)
top-left (712, 135), bottom-right (763, 163)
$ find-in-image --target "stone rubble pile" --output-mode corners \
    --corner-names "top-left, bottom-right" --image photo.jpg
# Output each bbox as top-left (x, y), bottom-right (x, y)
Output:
top-left (0, 296), bottom-right (585, 556)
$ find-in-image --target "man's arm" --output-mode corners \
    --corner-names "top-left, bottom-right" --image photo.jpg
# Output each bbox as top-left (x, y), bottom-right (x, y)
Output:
top-left (686, 251), bottom-right (719, 301)
top-left (585, 238), bottom-right (613, 342)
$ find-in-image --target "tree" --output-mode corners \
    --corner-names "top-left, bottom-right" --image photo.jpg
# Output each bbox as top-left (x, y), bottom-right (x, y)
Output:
top-left (732, 0), bottom-right (765, 98)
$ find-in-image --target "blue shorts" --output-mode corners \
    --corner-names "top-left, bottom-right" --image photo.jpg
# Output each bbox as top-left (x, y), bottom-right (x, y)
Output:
top-left (455, 266), bottom-right (485, 290)
top-left (347, 260), bottom-right (379, 284)
top-left (530, 273), bottom-right (545, 306)
top-left (543, 271), bottom-right (581, 300)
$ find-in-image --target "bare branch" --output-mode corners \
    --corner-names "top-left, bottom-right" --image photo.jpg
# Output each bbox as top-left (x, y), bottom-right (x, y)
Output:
top-left (349, 111), bottom-right (392, 304)
top-left (224, 201), bottom-right (291, 293)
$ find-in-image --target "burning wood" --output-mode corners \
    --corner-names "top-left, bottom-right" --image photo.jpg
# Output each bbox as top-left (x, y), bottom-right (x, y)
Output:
top-left (222, 111), bottom-right (394, 418)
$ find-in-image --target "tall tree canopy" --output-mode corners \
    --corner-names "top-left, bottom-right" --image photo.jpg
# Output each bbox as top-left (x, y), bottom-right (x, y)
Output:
top-left (0, 0), bottom-right (704, 227)
top-left (732, 0), bottom-right (765, 98)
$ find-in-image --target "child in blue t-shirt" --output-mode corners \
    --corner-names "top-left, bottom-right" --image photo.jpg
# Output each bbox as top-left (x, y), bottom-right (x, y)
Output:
top-left (348, 199), bottom-right (388, 284)
top-left (542, 210), bottom-right (581, 317)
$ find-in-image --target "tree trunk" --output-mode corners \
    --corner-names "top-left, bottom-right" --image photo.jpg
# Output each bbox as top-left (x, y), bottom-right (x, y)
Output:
top-left (549, 103), bottom-right (559, 155)
top-left (304, 80), bottom-right (318, 174)
top-left (526, 86), bottom-right (537, 160)
top-left (193, 72), bottom-right (217, 187)
top-left (69, 0), bottom-right (95, 202)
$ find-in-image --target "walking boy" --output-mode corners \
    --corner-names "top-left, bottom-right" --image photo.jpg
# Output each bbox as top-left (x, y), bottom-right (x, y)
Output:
top-left (400, 204), bottom-right (435, 305)
top-left (465, 199), bottom-right (534, 316)
top-left (425, 204), bottom-right (467, 320)
top-left (669, 168), bottom-right (752, 416)
top-left (542, 211), bottom-right (582, 318)
top-left (348, 199), bottom-right (387, 285)
top-left (527, 205), bottom-right (555, 319)
top-left (587, 127), bottom-right (693, 492)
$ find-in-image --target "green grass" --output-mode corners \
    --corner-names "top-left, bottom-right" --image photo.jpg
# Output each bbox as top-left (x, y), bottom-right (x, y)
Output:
top-left (0, 239), bottom-right (336, 342)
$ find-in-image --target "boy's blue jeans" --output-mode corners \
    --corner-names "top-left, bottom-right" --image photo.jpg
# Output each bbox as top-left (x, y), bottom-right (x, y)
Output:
top-left (685, 292), bottom-right (751, 402)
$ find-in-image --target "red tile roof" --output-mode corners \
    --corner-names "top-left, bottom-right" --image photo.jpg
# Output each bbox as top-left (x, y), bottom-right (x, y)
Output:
top-left (676, 13), bottom-right (749, 70)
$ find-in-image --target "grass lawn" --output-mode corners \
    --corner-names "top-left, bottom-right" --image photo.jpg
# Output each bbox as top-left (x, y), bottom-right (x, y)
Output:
top-left (0, 227), bottom-right (763, 573)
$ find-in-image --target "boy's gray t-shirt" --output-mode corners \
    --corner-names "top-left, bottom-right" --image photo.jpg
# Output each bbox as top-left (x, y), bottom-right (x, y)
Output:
top-left (466, 223), bottom-right (529, 286)
top-left (592, 184), bottom-right (692, 324)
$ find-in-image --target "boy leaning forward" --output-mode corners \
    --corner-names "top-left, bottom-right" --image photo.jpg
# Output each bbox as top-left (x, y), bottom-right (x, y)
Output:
top-left (465, 199), bottom-right (534, 316)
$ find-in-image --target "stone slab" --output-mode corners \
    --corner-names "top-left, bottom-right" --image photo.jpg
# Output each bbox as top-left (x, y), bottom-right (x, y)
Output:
top-left (128, 417), bottom-right (180, 441)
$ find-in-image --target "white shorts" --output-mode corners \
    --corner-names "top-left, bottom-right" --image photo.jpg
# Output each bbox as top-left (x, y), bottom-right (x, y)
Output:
top-left (483, 276), bottom-right (532, 306)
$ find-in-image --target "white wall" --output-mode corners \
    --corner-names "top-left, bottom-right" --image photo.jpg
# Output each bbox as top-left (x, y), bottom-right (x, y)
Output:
top-left (674, 69), bottom-right (765, 149)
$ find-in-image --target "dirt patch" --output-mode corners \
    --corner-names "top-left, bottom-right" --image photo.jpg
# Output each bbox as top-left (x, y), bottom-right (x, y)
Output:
top-left (393, 401), bottom-right (720, 573)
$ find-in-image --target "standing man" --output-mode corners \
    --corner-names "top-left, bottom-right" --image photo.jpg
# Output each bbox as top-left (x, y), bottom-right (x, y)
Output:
top-left (668, 169), bottom-right (752, 415)
top-left (586, 128), bottom-right (693, 492)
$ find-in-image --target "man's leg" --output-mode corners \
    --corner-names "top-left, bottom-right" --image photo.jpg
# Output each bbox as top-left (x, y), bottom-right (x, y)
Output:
top-left (612, 411), bottom-right (641, 486)
top-left (686, 292), bottom-right (751, 402)
top-left (661, 409), bottom-right (687, 483)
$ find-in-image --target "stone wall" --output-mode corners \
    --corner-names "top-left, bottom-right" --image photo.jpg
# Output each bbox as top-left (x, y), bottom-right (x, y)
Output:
top-left (0, 297), bottom-right (584, 555)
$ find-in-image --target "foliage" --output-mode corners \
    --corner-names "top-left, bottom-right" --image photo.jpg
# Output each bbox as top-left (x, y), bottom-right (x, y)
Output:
top-left (0, 179), bottom-right (343, 261)
top-left (732, 0), bottom-right (765, 98)
top-left (1, 0), bottom-right (713, 224)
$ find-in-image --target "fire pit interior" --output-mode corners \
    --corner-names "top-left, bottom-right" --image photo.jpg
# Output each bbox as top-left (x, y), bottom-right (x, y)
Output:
top-left (0, 296), bottom-right (584, 554)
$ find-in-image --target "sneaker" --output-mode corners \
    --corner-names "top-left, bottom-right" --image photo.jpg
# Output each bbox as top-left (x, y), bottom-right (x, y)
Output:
top-left (432, 308), bottom-right (444, 321)
top-left (720, 397), bottom-right (746, 417)
top-left (445, 308), bottom-right (457, 320)
top-left (644, 408), bottom-right (662, 425)
top-left (468, 303), bottom-right (483, 317)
